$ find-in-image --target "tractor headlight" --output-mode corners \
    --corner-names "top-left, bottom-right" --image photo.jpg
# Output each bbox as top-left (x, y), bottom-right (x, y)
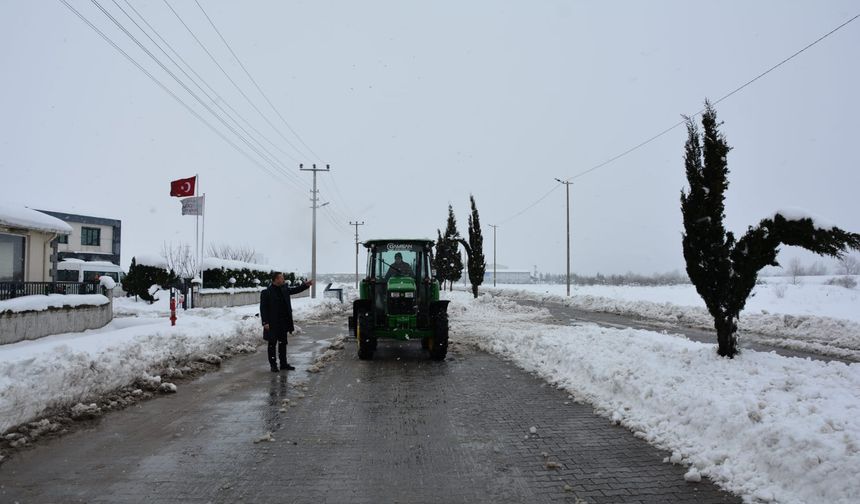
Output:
top-left (390, 292), bottom-right (400, 297)
top-left (404, 292), bottom-right (414, 298)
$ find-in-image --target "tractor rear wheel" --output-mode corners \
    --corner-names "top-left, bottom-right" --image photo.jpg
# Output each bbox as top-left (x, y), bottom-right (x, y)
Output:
top-left (428, 314), bottom-right (449, 361)
top-left (356, 313), bottom-right (376, 360)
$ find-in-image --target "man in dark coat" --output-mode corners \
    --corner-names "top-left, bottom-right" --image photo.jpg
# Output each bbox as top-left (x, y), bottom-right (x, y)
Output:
top-left (260, 272), bottom-right (313, 372)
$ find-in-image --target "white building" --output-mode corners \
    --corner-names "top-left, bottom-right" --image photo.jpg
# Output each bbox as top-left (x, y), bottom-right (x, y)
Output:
top-left (0, 203), bottom-right (72, 283)
top-left (37, 210), bottom-right (122, 266)
top-left (482, 265), bottom-right (533, 284)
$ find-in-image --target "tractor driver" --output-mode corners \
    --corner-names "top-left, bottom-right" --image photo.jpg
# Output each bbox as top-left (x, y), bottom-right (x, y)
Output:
top-left (385, 252), bottom-right (414, 280)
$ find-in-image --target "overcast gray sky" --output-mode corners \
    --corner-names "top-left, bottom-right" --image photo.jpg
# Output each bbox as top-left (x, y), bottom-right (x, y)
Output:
top-left (2, 1), bottom-right (858, 276)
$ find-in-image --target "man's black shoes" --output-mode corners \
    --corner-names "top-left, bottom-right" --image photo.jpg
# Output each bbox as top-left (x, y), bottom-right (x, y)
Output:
top-left (281, 363), bottom-right (296, 371)
top-left (270, 365), bottom-right (280, 372)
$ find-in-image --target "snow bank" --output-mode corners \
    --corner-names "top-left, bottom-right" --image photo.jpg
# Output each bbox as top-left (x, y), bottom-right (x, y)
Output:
top-left (487, 284), bottom-right (860, 360)
top-left (1, 296), bottom-right (344, 431)
top-left (448, 292), bottom-right (860, 504)
top-left (0, 294), bottom-right (109, 314)
top-left (0, 313), bottom-right (257, 432)
top-left (0, 203), bottom-right (72, 234)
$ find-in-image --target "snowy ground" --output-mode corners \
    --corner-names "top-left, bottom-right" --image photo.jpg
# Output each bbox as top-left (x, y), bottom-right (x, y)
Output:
top-left (447, 291), bottom-right (860, 504)
top-left (0, 295), bottom-right (349, 433)
top-left (484, 277), bottom-right (860, 360)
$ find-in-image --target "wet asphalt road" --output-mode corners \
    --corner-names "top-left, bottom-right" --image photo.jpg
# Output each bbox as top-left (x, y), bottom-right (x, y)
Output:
top-left (1, 321), bottom-right (739, 504)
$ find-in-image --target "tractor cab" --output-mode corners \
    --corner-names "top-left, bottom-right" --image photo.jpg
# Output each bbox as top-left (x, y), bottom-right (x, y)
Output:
top-left (349, 239), bottom-right (449, 360)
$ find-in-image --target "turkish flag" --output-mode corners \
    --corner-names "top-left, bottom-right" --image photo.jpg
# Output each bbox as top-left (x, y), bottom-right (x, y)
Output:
top-left (170, 176), bottom-right (196, 197)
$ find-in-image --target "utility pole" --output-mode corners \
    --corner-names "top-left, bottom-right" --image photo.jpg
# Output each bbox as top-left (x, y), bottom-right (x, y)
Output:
top-left (489, 224), bottom-right (498, 287)
top-left (300, 163), bottom-right (330, 298)
top-left (554, 178), bottom-right (573, 296)
top-left (349, 220), bottom-right (365, 288)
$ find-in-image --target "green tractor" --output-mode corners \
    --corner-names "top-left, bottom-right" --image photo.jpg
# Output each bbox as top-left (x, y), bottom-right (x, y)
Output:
top-left (348, 239), bottom-right (450, 361)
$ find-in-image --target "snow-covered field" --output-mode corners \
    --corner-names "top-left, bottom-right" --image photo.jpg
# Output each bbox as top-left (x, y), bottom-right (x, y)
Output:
top-left (485, 277), bottom-right (860, 360)
top-left (0, 295), bottom-right (348, 432)
top-left (447, 291), bottom-right (860, 504)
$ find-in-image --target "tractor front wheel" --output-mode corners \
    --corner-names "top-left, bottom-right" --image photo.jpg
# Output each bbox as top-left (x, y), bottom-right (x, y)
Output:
top-left (356, 313), bottom-right (376, 360)
top-left (428, 314), bottom-right (449, 361)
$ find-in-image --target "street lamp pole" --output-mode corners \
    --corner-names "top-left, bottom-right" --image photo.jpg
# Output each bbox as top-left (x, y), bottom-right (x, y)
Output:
top-left (489, 224), bottom-right (498, 287)
top-left (554, 178), bottom-right (573, 296)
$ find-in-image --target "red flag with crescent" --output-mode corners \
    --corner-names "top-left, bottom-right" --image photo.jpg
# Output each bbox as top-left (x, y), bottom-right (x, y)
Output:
top-left (170, 176), bottom-right (196, 197)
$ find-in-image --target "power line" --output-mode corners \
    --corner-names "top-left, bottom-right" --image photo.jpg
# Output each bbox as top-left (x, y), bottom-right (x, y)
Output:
top-left (181, 1), bottom-right (357, 224)
top-left (87, 0), bottom-right (309, 193)
top-left (121, 0), bottom-right (308, 182)
top-left (567, 11), bottom-right (860, 182)
top-left (162, 0), bottom-right (311, 165)
top-left (193, 0), bottom-right (325, 163)
top-left (499, 11), bottom-right (860, 224)
top-left (162, 0), bottom-right (359, 225)
top-left (498, 185), bottom-right (561, 225)
top-left (56, 0), bottom-right (296, 189)
top-left (112, 0), bottom-right (308, 190)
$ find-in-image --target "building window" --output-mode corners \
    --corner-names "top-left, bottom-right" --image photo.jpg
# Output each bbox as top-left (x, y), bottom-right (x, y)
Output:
top-left (57, 234), bottom-right (68, 244)
top-left (0, 233), bottom-right (26, 282)
top-left (81, 227), bottom-right (101, 246)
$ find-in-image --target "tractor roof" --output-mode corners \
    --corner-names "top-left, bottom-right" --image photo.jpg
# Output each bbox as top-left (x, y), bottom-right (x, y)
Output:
top-left (363, 238), bottom-right (434, 248)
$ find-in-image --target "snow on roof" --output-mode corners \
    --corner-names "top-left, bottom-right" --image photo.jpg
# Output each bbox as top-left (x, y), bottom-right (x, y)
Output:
top-left (134, 254), bottom-right (168, 269)
top-left (773, 208), bottom-right (836, 230)
top-left (201, 257), bottom-right (284, 272)
top-left (59, 260), bottom-right (122, 270)
top-left (0, 203), bottom-right (72, 234)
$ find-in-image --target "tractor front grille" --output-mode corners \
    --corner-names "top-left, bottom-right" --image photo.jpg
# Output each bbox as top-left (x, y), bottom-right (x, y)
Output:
top-left (388, 292), bottom-right (416, 315)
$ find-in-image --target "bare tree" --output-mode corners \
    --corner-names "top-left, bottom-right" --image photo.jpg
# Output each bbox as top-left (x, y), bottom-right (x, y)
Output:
top-left (161, 242), bottom-right (199, 279)
top-left (206, 243), bottom-right (258, 263)
top-left (785, 257), bottom-right (805, 285)
top-left (837, 254), bottom-right (860, 275)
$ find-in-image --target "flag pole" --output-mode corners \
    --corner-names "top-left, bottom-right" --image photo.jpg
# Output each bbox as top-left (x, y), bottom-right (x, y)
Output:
top-left (195, 174), bottom-right (199, 280)
top-left (201, 193), bottom-right (206, 287)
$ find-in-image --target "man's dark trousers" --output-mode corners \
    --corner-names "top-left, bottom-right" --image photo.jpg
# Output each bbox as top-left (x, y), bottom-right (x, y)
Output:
top-left (268, 339), bottom-right (287, 369)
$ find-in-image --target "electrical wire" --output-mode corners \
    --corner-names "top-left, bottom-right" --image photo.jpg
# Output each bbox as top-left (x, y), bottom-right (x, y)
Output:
top-left (56, 0), bottom-right (296, 190)
top-left (112, 0), bottom-right (308, 191)
top-left (122, 0), bottom-right (307, 176)
top-left (498, 11), bottom-right (860, 224)
top-left (87, 0), bottom-right (308, 194)
top-left (193, 0), bottom-right (325, 163)
top-left (567, 11), bottom-right (860, 182)
top-left (162, 0), bottom-right (312, 165)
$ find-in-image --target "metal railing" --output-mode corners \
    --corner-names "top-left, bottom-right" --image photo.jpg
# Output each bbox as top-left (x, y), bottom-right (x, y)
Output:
top-left (0, 281), bottom-right (103, 301)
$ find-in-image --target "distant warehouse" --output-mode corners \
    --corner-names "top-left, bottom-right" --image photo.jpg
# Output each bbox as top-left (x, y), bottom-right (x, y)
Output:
top-left (483, 267), bottom-right (533, 284)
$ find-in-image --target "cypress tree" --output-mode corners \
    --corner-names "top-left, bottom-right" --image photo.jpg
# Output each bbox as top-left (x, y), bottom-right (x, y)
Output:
top-left (681, 101), bottom-right (860, 358)
top-left (433, 229), bottom-right (449, 286)
top-left (466, 195), bottom-right (486, 298)
top-left (443, 204), bottom-right (463, 291)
